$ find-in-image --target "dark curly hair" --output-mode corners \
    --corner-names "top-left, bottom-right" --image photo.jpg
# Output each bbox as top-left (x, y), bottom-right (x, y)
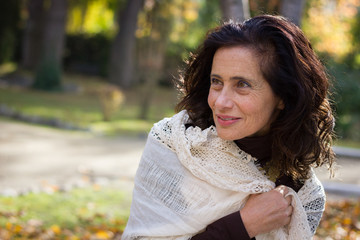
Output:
top-left (175, 15), bottom-right (335, 181)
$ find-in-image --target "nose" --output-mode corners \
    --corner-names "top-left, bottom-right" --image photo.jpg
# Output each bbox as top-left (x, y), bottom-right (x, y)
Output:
top-left (214, 89), bottom-right (234, 109)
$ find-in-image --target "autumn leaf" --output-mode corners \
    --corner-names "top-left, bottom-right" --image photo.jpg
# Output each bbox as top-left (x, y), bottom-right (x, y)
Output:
top-left (95, 230), bottom-right (114, 239)
top-left (0, 196), bottom-right (359, 239)
top-left (51, 224), bottom-right (61, 234)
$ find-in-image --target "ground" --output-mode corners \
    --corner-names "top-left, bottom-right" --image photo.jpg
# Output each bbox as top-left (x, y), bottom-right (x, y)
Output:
top-left (0, 119), bottom-right (144, 196)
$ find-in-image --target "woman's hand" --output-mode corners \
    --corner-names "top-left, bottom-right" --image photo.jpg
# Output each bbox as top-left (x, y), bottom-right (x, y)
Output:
top-left (240, 185), bottom-right (293, 238)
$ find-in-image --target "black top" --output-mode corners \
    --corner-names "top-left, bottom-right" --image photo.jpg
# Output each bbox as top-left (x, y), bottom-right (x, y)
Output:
top-left (191, 134), bottom-right (304, 240)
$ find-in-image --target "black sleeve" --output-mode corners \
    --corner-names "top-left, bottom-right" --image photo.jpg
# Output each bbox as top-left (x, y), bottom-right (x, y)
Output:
top-left (191, 212), bottom-right (255, 240)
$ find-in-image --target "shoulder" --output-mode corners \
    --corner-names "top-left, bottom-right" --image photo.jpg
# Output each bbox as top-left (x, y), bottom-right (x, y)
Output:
top-left (148, 110), bottom-right (190, 150)
top-left (297, 169), bottom-right (327, 235)
top-left (151, 110), bottom-right (189, 136)
top-left (298, 169), bottom-right (326, 207)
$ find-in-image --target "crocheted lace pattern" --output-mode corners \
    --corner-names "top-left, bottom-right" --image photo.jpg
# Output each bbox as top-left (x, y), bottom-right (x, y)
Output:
top-left (122, 110), bottom-right (325, 240)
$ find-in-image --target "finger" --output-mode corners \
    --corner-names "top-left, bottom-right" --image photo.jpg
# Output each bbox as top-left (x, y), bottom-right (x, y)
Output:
top-left (285, 194), bottom-right (292, 204)
top-left (275, 185), bottom-right (288, 196)
top-left (281, 206), bottom-right (293, 226)
top-left (286, 205), bottom-right (293, 217)
top-left (284, 214), bottom-right (292, 226)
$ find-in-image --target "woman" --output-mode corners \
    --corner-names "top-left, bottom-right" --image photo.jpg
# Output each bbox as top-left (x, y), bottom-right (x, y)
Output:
top-left (122, 15), bottom-right (335, 239)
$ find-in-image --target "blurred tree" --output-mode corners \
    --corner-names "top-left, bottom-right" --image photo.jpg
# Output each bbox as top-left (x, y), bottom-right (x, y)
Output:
top-left (21, 0), bottom-right (45, 70)
top-left (166, 0), bottom-right (215, 53)
top-left (137, 0), bottom-right (174, 119)
top-left (348, 6), bottom-right (360, 69)
top-left (249, 0), bottom-right (280, 16)
top-left (32, 0), bottom-right (68, 90)
top-left (301, 0), bottom-right (360, 140)
top-left (67, 0), bottom-right (89, 33)
top-left (109, 0), bottom-right (145, 88)
top-left (302, 0), bottom-right (358, 60)
top-left (0, 0), bottom-right (21, 64)
top-left (67, 0), bottom-right (119, 34)
top-left (23, 0), bottom-right (68, 73)
top-left (280, 0), bottom-right (307, 26)
top-left (42, 0), bottom-right (68, 66)
top-left (64, 33), bottom-right (111, 76)
top-left (220, 0), bottom-right (250, 22)
top-left (33, 54), bottom-right (62, 90)
top-left (64, 0), bottom-right (122, 76)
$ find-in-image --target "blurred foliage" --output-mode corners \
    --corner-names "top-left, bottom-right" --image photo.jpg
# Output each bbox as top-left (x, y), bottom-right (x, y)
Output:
top-left (135, 0), bottom-right (221, 87)
top-left (314, 198), bottom-right (360, 240)
top-left (302, 0), bottom-right (360, 141)
top-left (67, 0), bottom-right (124, 34)
top-left (302, 0), bottom-right (359, 61)
top-left (328, 62), bottom-right (360, 140)
top-left (161, 0), bottom-right (220, 51)
top-left (96, 85), bottom-right (124, 121)
top-left (249, 0), bottom-right (280, 16)
top-left (347, 6), bottom-right (360, 70)
top-left (0, 186), bottom-right (130, 239)
top-left (167, 0), bottom-right (221, 57)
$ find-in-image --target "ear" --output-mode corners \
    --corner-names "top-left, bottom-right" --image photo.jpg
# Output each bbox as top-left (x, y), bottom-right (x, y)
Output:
top-left (277, 99), bottom-right (285, 110)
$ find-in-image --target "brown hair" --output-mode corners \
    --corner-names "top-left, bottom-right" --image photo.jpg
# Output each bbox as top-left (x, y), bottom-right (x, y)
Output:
top-left (175, 15), bottom-right (335, 180)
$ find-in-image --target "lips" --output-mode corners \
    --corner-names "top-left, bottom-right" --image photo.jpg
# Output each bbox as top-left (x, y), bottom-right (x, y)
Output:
top-left (216, 114), bottom-right (241, 126)
top-left (219, 116), bottom-right (238, 120)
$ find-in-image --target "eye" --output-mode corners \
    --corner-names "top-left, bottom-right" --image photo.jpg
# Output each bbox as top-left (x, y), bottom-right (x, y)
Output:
top-left (236, 80), bottom-right (250, 88)
top-left (210, 77), bottom-right (222, 86)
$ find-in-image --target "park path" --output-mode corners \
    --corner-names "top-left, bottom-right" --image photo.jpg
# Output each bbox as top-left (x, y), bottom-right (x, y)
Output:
top-left (0, 119), bottom-right (359, 199)
top-left (0, 119), bottom-right (144, 195)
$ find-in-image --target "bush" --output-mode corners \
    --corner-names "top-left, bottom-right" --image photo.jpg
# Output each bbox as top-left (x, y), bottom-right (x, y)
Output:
top-left (96, 85), bottom-right (125, 121)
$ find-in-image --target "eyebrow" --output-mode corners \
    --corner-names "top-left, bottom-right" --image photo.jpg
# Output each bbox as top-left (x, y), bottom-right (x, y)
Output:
top-left (210, 74), bottom-right (254, 83)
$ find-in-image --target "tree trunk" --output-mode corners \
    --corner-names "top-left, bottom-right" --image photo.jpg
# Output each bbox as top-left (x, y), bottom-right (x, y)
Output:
top-left (280, 0), bottom-right (306, 26)
top-left (21, 0), bottom-right (45, 70)
top-left (42, 0), bottom-right (68, 65)
top-left (109, 0), bottom-right (145, 89)
top-left (32, 0), bottom-right (67, 90)
top-left (220, 0), bottom-right (250, 22)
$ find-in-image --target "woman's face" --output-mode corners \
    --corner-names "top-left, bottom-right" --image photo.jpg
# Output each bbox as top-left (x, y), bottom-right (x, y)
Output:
top-left (208, 46), bottom-right (284, 140)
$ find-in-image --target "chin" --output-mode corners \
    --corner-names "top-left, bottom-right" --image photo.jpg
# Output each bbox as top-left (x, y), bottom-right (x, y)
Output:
top-left (216, 131), bottom-right (241, 141)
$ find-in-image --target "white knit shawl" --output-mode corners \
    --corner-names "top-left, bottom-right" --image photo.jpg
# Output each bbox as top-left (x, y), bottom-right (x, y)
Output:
top-left (122, 110), bottom-right (325, 240)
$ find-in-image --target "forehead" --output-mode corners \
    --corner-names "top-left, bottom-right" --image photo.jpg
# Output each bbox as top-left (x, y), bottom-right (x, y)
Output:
top-left (211, 46), bottom-right (262, 77)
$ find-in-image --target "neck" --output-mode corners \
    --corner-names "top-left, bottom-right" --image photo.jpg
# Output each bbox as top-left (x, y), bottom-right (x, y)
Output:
top-left (235, 134), bottom-right (272, 162)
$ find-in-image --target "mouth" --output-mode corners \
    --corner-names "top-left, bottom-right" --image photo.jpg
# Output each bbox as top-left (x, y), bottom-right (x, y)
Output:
top-left (216, 114), bottom-right (241, 126)
top-left (218, 116), bottom-right (238, 120)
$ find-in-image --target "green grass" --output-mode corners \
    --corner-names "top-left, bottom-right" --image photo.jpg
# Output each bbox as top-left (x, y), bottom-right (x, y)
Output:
top-left (0, 186), bottom-right (130, 232)
top-left (0, 187), bottom-right (131, 239)
top-left (0, 73), bottom-right (177, 136)
top-left (0, 88), bottom-right (101, 124)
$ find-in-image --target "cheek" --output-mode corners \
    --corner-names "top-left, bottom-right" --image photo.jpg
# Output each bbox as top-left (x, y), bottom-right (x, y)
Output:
top-left (238, 97), bottom-right (272, 120)
top-left (235, 98), bottom-right (255, 114)
top-left (249, 97), bottom-right (279, 120)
